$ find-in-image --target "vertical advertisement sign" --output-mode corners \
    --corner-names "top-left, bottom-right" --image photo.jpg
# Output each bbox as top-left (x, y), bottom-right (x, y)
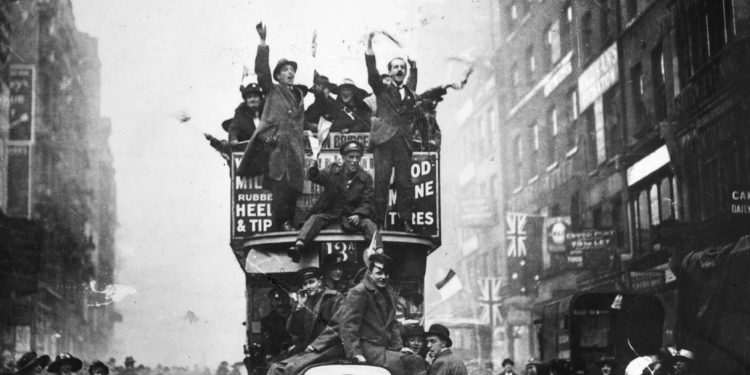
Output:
top-left (9, 65), bottom-right (35, 142)
top-left (7, 145), bottom-right (31, 218)
top-left (231, 153), bottom-right (273, 239)
top-left (384, 152), bottom-right (440, 239)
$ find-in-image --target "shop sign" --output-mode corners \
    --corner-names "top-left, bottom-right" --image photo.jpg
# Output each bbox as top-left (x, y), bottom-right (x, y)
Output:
top-left (577, 42), bottom-right (618, 111)
top-left (729, 187), bottom-right (750, 215)
top-left (566, 229), bottom-right (615, 251)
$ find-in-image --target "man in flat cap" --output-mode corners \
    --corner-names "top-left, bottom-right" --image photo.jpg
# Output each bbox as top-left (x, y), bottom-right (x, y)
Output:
top-left (238, 22), bottom-right (307, 232)
top-left (261, 288), bottom-right (292, 360)
top-left (288, 140), bottom-right (382, 262)
top-left (13, 352), bottom-right (50, 375)
top-left (425, 324), bottom-right (467, 375)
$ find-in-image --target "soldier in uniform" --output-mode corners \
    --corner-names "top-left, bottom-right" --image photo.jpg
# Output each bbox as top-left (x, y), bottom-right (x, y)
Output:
top-left (261, 289), bottom-right (292, 360)
top-left (288, 141), bottom-right (382, 262)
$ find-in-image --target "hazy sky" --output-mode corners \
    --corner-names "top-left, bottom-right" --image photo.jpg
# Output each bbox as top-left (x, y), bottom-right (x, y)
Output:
top-left (71, 0), bottom-right (492, 367)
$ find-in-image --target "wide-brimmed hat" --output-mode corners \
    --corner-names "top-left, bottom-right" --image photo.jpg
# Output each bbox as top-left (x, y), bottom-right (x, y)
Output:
top-left (14, 352), bottom-right (50, 374)
top-left (240, 83), bottom-right (264, 98)
top-left (272, 59), bottom-right (298, 81)
top-left (322, 253), bottom-right (346, 271)
top-left (47, 353), bottom-right (83, 373)
top-left (596, 356), bottom-right (616, 366)
top-left (425, 324), bottom-right (452, 347)
top-left (332, 79), bottom-right (368, 99)
top-left (402, 323), bottom-right (424, 339)
top-left (221, 118), bottom-right (233, 132)
top-left (674, 349), bottom-right (695, 362)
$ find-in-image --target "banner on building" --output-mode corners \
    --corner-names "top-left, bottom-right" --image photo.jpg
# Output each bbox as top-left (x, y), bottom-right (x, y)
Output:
top-left (477, 277), bottom-right (504, 326)
top-left (9, 65), bottom-right (35, 142)
top-left (321, 132), bottom-right (370, 151)
top-left (505, 213), bottom-right (544, 294)
top-left (729, 187), bottom-right (750, 215)
top-left (546, 217), bottom-right (570, 253)
top-left (231, 153), bottom-right (273, 239)
top-left (567, 228), bottom-right (615, 269)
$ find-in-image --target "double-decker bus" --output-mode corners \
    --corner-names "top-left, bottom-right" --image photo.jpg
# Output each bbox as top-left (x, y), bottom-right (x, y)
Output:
top-left (229, 132), bottom-right (441, 374)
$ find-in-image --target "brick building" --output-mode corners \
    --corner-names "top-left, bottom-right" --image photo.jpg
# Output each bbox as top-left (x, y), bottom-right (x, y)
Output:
top-left (0, 0), bottom-right (117, 360)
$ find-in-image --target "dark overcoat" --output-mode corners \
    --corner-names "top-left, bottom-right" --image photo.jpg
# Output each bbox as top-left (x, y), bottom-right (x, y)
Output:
top-left (365, 54), bottom-right (418, 150)
top-left (238, 45), bottom-right (306, 192)
top-left (308, 163), bottom-right (375, 219)
top-left (427, 349), bottom-right (468, 375)
top-left (286, 289), bottom-right (343, 356)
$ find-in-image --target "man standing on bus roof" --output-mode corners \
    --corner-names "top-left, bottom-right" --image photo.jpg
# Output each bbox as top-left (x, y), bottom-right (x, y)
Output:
top-left (288, 140), bottom-right (382, 262)
top-left (238, 22), bottom-right (307, 232)
top-left (365, 32), bottom-right (418, 232)
top-left (338, 253), bottom-right (406, 375)
top-left (425, 324), bottom-right (467, 375)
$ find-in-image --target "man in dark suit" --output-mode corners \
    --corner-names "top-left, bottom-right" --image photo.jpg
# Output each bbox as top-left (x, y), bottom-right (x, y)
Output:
top-left (425, 324), bottom-right (467, 375)
top-left (288, 140), bottom-right (382, 262)
top-left (365, 32), bottom-right (418, 231)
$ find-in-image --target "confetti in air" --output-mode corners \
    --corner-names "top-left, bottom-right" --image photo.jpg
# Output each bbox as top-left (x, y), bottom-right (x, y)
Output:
top-left (88, 281), bottom-right (138, 306)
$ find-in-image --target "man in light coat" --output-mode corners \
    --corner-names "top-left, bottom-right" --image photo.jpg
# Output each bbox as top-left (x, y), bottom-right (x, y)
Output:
top-left (238, 22), bottom-right (307, 231)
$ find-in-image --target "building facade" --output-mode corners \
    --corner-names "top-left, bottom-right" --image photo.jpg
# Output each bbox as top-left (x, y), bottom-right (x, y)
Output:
top-left (0, 0), bottom-right (117, 360)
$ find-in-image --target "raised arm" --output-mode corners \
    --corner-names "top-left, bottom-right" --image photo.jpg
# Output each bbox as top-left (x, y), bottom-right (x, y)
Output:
top-left (365, 33), bottom-right (386, 95)
top-left (255, 22), bottom-right (273, 93)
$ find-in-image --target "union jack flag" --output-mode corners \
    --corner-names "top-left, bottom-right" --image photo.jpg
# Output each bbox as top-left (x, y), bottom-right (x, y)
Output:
top-left (477, 278), bottom-right (504, 326)
top-left (506, 213), bottom-right (527, 257)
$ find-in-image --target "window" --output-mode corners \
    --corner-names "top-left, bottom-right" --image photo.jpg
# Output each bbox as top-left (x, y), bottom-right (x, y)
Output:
top-left (603, 88), bottom-right (620, 158)
top-left (543, 21), bottom-right (561, 69)
top-left (676, 0), bottom-right (736, 81)
top-left (630, 174), bottom-right (680, 253)
top-left (532, 122), bottom-right (540, 151)
top-left (581, 108), bottom-right (596, 170)
top-left (566, 89), bottom-right (578, 150)
top-left (525, 46), bottom-right (535, 83)
top-left (560, 3), bottom-right (573, 56)
top-left (506, 3), bottom-right (518, 31)
top-left (626, 0), bottom-right (638, 21)
top-left (514, 135), bottom-right (523, 186)
top-left (630, 63), bottom-right (645, 129)
top-left (600, 0), bottom-right (615, 41)
top-left (651, 44), bottom-right (667, 121)
top-left (530, 122), bottom-right (539, 176)
top-left (510, 63), bottom-right (521, 102)
top-left (547, 107), bottom-right (558, 165)
top-left (581, 11), bottom-right (593, 60)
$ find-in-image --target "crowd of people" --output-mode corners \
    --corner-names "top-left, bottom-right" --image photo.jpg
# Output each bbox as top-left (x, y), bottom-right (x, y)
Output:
top-left (207, 22), bottom-right (467, 258)
top-left (0, 354), bottom-right (214, 375)
top-left (489, 351), bottom-right (697, 375)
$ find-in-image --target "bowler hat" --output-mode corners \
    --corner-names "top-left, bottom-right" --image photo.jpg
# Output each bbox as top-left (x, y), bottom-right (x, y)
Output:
top-left (425, 324), bottom-right (452, 347)
top-left (14, 352), bottom-right (50, 375)
top-left (272, 59), bottom-right (298, 81)
top-left (240, 83), bottom-right (264, 98)
top-left (322, 253), bottom-right (345, 271)
top-left (298, 267), bottom-right (323, 281)
top-left (402, 323), bottom-right (424, 339)
top-left (47, 353), bottom-right (83, 373)
top-left (339, 140), bottom-right (365, 156)
top-left (221, 118), bottom-right (233, 132)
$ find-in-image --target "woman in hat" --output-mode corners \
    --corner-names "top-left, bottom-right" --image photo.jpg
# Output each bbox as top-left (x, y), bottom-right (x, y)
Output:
top-left (229, 82), bottom-right (265, 150)
top-left (47, 353), bottom-right (82, 375)
top-left (321, 252), bottom-right (350, 294)
top-left (13, 352), bottom-right (50, 375)
top-left (329, 79), bottom-right (372, 134)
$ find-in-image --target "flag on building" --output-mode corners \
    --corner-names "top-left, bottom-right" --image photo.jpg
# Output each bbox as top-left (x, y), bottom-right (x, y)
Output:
top-left (436, 269), bottom-right (463, 301)
top-left (506, 213), bottom-right (544, 295)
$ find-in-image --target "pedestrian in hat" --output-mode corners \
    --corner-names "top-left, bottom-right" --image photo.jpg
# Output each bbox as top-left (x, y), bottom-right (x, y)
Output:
top-left (596, 356), bottom-right (616, 375)
top-left (321, 252), bottom-right (350, 294)
top-left (238, 22), bottom-right (307, 232)
top-left (500, 359), bottom-right (516, 375)
top-left (327, 79), bottom-right (372, 134)
top-left (364, 32), bottom-right (419, 231)
top-left (402, 323), bottom-right (427, 359)
top-left (47, 354), bottom-right (82, 375)
top-left (425, 324), bottom-right (467, 375)
top-left (525, 358), bottom-right (548, 375)
top-left (88, 362), bottom-right (109, 375)
top-left (261, 288), bottom-right (292, 360)
top-left (288, 140), bottom-right (382, 262)
top-left (13, 352), bottom-right (50, 375)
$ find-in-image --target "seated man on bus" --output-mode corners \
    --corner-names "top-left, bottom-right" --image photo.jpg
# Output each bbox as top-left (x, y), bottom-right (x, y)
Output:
top-left (288, 140), bottom-right (383, 262)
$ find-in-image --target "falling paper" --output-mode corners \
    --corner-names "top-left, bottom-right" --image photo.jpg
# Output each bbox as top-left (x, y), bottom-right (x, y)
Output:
top-left (88, 281), bottom-right (138, 306)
